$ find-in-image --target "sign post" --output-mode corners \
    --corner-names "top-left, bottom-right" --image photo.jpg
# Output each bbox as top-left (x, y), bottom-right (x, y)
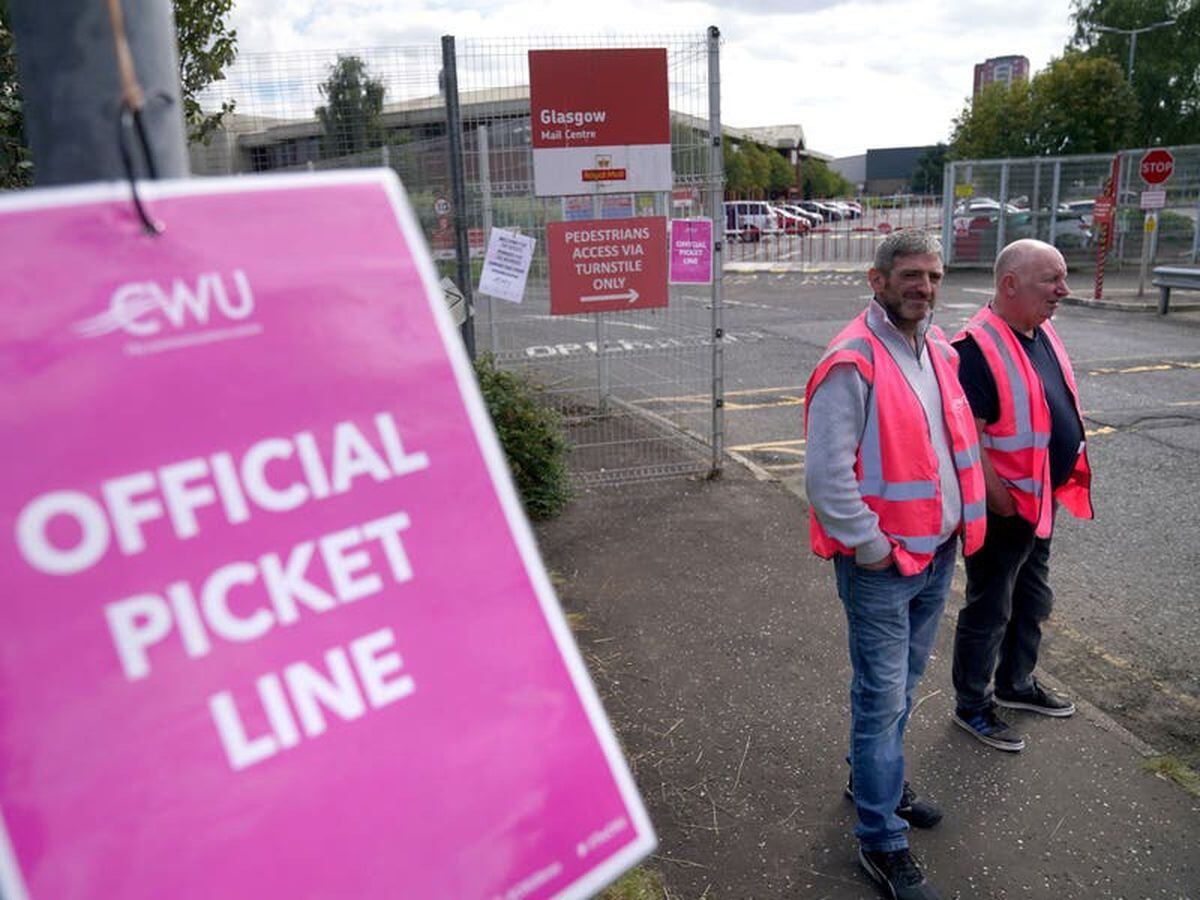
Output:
top-left (0, 171), bottom-right (655, 900)
top-left (1092, 194), bottom-right (1115, 300)
top-left (1138, 148), bottom-right (1175, 296)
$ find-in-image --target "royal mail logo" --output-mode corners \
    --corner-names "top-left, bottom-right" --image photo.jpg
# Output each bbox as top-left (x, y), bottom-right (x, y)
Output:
top-left (74, 270), bottom-right (262, 356)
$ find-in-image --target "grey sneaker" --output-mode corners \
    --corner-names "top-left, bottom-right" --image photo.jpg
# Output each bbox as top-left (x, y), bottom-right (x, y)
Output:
top-left (953, 706), bottom-right (1026, 752)
top-left (995, 679), bottom-right (1076, 717)
top-left (858, 847), bottom-right (941, 900)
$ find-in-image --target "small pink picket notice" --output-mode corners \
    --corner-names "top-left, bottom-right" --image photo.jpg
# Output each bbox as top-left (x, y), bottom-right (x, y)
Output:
top-left (669, 217), bottom-right (713, 285)
top-left (0, 171), bottom-right (654, 900)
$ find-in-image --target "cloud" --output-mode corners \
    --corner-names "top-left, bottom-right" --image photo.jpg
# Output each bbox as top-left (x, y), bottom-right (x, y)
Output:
top-left (225, 0), bottom-right (1077, 157)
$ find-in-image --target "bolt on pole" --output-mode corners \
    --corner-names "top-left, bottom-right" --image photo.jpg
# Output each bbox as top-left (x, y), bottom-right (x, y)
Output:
top-left (9, 0), bottom-right (189, 185)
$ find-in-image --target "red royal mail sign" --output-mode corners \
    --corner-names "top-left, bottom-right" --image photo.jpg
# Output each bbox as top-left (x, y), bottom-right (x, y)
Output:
top-left (1140, 148), bottom-right (1174, 184)
top-left (548, 218), bottom-right (668, 315)
top-left (529, 49), bottom-right (671, 197)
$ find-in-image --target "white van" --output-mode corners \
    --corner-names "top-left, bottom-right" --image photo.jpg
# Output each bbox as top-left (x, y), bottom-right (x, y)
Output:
top-left (724, 201), bottom-right (779, 242)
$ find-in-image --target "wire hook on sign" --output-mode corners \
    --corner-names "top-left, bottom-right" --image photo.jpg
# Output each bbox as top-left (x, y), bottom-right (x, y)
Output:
top-left (106, 0), bottom-right (164, 235)
top-left (117, 100), bottom-right (166, 235)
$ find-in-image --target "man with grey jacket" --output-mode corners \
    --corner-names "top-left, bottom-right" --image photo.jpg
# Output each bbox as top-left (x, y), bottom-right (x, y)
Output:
top-left (804, 231), bottom-right (986, 900)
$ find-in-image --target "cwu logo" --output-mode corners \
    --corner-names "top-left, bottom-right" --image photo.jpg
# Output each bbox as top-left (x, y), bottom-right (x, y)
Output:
top-left (74, 270), bottom-right (255, 340)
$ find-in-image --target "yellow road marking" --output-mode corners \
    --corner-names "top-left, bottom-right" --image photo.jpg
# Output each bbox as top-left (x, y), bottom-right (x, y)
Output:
top-left (1088, 360), bottom-right (1200, 375)
top-left (727, 439), bottom-right (806, 454)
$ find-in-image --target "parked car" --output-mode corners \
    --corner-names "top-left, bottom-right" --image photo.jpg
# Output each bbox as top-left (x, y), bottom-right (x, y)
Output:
top-left (771, 205), bottom-right (813, 234)
top-left (794, 200), bottom-right (832, 222)
top-left (776, 203), bottom-right (823, 227)
top-left (724, 201), bottom-right (779, 242)
top-left (953, 208), bottom-right (1093, 259)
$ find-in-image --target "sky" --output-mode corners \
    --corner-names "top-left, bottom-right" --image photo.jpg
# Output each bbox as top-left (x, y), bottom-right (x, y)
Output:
top-left (226, 0), bottom-right (1078, 159)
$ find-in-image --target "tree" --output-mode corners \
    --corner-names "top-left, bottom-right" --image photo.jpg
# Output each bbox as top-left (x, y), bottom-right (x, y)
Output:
top-left (949, 53), bottom-right (1138, 159)
top-left (949, 80), bottom-right (1034, 159)
top-left (1028, 52), bottom-right (1138, 154)
top-left (910, 143), bottom-right (948, 194)
top-left (315, 55), bottom-right (386, 159)
top-left (0, 0), bottom-right (239, 188)
top-left (1071, 0), bottom-right (1200, 146)
top-left (0, 0), bottom-right (30, 188)
top-left (799, 157), bottom-right (852, 199)
top-left (174, 0), bottom-right (238, 144)
top-left (766, 149), bottom-right (796, 195)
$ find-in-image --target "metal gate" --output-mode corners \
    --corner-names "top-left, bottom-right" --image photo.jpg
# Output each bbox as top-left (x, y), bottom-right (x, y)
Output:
top-left (942, 146), bottom-right (1200, 270)
top-left (190, 31), bottom-right (725, 486)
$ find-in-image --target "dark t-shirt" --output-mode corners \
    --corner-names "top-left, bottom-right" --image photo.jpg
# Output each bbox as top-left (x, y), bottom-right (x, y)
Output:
top-left (954, 328), bottom-right (1084, 489)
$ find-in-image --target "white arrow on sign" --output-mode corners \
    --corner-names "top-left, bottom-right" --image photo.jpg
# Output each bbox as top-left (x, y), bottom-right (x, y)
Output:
top-left (580, 288), bottom-right (640, 304)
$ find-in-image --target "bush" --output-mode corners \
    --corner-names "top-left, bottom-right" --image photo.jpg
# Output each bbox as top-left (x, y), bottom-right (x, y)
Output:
top-left (474, 354), bottom-right (570, 520)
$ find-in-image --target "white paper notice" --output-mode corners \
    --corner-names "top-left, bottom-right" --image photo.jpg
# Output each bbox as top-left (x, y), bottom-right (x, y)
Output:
top-left (478, 228), bottom-right (536, 303)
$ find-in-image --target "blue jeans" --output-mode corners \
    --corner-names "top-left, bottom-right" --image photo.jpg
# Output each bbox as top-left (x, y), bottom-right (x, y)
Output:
top-left (834, 540), bottom-right (956, 851)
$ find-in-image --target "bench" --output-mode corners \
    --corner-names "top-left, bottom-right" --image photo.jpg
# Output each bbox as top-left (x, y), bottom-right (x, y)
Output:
top-left (1151, 266), bottom-right (1200, 315)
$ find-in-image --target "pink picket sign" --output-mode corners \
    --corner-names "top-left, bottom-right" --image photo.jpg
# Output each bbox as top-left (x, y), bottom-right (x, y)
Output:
top-left (0, 171), bottom-right (654, 900)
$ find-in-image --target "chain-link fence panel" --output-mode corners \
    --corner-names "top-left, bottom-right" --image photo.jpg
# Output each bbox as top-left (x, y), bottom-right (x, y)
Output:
top-left (191, 33), bottom-right (724, 487)
top-left (943, 146), bottom-right (1200, 271)
top-left (721, 195), bottom-right (943, 268)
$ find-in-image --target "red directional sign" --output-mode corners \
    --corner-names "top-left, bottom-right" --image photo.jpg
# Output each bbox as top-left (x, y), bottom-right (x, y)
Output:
top-left (1140, 148), bottom-right (1174, 184)
top-left (547, 217), bottom-right (667, 315)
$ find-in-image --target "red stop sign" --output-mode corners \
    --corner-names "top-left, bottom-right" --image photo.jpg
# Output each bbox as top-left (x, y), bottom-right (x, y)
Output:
top-left (1140, 149), bottom-right (1174, 184)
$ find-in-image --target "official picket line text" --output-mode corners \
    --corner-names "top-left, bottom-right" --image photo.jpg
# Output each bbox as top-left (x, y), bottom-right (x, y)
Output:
top-left (12, 412), bottom-right (429, 772)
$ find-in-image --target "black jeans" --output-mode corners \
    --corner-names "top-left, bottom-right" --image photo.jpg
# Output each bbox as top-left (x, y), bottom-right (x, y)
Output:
top-left (952, 511), bottom-right (1054, 713)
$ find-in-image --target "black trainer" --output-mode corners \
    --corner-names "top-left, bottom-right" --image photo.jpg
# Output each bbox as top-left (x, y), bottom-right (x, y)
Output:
top-left (953, 706), bottom-right (1026, 751)
top-left (844, 775), bottom-right (943, 828)
top-left (995, 679), bottom-right (1076, 717)
top-left (858, 847), bottom-right (942, 900)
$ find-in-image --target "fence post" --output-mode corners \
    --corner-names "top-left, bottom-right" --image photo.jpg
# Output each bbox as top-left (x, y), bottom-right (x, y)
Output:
top-left (477, 123), bottom-right (498, 353)
top-left (996, 161), bottom-right (1009, 258)
top-left (1192, 193), bottom-right (1200, 263)
top-left (941, 161), bottom-right (955, 264)
top-left (441, 35), bottom-right (476, 359)
top-left (707, 25), bottom-right (725, 478)
top-left (10, 0), bottom-right (189, 184)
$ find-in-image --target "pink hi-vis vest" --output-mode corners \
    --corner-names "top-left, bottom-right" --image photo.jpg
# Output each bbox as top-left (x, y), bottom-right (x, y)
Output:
top-left (956, 306), bottom-right (1093, 537)
top-left (804, 313), bottom-right (987, 576)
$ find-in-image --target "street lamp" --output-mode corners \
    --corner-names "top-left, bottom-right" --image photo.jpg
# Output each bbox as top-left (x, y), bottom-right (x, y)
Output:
top-left (1094, 19), bottom-right (1177, 80)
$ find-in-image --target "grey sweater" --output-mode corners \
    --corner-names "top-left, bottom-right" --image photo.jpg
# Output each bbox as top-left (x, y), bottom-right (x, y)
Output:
top-left (805, 299), bottom-right (962, 565)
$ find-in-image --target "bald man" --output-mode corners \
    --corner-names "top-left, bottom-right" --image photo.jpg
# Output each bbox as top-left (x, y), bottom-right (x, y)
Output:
top-left (950, 239), bottom-right (1094, 752)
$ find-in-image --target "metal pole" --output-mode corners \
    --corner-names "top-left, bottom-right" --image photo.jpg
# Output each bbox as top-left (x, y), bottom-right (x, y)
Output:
top-left (10, 0), bottom-right (189, 184)
top-left (1191, 194), bottom-right (1200, 263)
top-left (1049, 159), bottom-right (1061, 248)
top-left (477, 124), bottom-right (498, 353)
top-left (1127, 31), bottom-right (1137, 80)
top-left (707, 25), bottom-right (725, 478)
top-left (941, 160), bottom-right (955, 264)
top-left (996, 161), bottom-right (1009, 260)
top-left (1138, 210), bottom-right (1153, 297)
top-left (441, 35), bottom-right (476, 358)
top-left (591, 193), bottom-right (609, 413)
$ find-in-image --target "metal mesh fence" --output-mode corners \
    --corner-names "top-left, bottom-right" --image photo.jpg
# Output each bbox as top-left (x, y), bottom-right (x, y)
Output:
top-left (721, 196), bottom-right (943, 267)
top-left (191, 33), bottom-right (722, 486)
top-left (942, 146), bottom-right (1200, 270)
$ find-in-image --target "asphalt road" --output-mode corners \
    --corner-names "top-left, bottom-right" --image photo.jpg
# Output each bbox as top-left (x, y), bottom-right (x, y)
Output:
top-left (670, 269), bottom-right (1200, 768)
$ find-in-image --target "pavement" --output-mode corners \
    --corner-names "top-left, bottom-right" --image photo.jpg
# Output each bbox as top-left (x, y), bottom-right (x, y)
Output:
top-left (533, 319), bottom-right (1200, 898)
